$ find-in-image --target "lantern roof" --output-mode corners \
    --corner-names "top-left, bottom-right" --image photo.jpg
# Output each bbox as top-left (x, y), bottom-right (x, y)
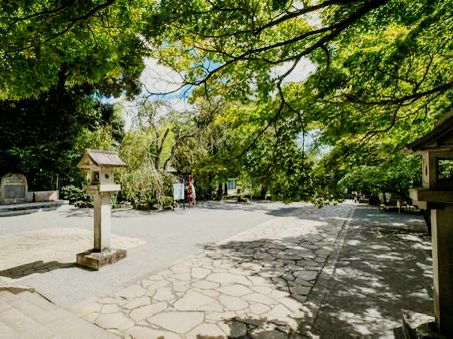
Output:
top-left (407, 112), bottom-right (453, 151)
top-left (77, 149), bottom-right (127, 169)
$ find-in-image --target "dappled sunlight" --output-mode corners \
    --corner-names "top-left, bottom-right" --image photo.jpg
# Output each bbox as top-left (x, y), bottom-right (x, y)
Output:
top-left (407, 288), bottom-right (431, 299)
top-left (416, 262), bottom-right (433, 280)
top-left (375, 253), bottom-right (406, 260)
top-left (346, 240), bottom-right (360, 246)
top-left (399, 234), bottom-right (423, 242)
top-left (368, 244), bottom-right (391, 250)
top-left (391, 222), bottom-right (406, 226)
top-left (198, 204), bottom-right (354, 335)
top-left (330, 307), bottom-right (402, 336)
top-left (312, 207), bottom-right (432, 337)
top-left (411, 242), bottom-right (432, 251)
top-left (67, 204), bottom-right (353, 338)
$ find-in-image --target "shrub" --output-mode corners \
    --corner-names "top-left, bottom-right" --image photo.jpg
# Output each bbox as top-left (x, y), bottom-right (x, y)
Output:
top-left (160, 195), bottom-right (174, 208)
top-left (146, 193), bottom-right (158, 207)
top-left (60, 185), bottom-right (93, 207)
top-left (74, 200), bottom-right (92, 208)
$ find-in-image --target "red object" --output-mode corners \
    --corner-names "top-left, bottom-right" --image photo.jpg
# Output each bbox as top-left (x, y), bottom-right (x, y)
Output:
top-left (188, 175), bottom-right (192, 208)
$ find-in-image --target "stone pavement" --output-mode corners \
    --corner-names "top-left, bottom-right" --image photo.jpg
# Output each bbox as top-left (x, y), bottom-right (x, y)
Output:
top-left (71, 204), bottom-right (354, 338)
top-left (0, 202), bottom-right (433, 338)
top-left (311, 206), bottom-right (432, 337)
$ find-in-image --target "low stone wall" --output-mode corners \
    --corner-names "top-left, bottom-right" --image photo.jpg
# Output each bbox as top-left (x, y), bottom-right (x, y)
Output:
top-left (25, 192), bottom-right (34, 202)
top-left (31, 191), bottom-right (59, 202)
top-left (25, 191), bottom-right (59, 203)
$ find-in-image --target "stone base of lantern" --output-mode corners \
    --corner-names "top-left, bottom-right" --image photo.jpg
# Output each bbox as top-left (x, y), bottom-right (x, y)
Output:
top-left (76, 248), bottom-right (126, 270)
top-left (402, 310), bottom-right (447, 339)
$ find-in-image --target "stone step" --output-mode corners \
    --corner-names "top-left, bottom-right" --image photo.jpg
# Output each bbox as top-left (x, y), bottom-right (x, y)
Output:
top-left (0, 292), bottom-right (54, 338)
top-left (0, 209), bottom-right (40, 217)
top-left (0, 290), bottom-right (116, 338)
top-left (0, 201), bottom-right (68, 217)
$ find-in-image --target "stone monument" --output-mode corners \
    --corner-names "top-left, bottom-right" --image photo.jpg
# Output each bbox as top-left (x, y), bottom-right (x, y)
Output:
top-left (76, 149), bottom-right (127, 270)
top-left (0, 173), bottom-right (28, 205)
top-left (408, 112), bottom-right (453, 337)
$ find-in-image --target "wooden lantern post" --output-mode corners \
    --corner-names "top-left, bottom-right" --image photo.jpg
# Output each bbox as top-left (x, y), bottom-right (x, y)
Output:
top-left (76, 149), bottom-right (127, 270)
top-left (408, 113), bottom-right (453, 336)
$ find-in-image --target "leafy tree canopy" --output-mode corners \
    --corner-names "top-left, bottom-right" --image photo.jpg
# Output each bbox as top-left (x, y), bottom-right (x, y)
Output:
top-left (0, 0), bottom-right (152, 99)
top-left (149, 0), bottom-right (452, 135)
top-left (0, 1), bottom-right (148, 190)
top-left (145, 0), bottom-right (452, 201)
top-left (0, 88), bottom-right (123, 189)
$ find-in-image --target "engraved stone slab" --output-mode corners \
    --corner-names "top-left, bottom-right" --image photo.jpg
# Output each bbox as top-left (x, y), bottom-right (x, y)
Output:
top-left (0, 173), bottom-right (27, 204)
top-left (4, 185), bottom-right (25, 199)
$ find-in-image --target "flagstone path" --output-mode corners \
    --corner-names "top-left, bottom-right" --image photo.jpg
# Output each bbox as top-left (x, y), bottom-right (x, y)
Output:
top-left (71, 204), bottom-right (353, 338)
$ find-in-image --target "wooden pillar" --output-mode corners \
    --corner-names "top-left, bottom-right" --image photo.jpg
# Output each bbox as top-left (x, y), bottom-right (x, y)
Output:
top-left (93, 192), bottom-right (111, 251)
top-left (431, 206), bottom-right (453, 336)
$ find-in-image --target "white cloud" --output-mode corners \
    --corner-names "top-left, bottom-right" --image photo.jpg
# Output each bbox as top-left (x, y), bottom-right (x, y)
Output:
top-left (139, 58), bottom-right (186, 95)
top-left (113, 58), bottom-right (194, 131)
top-left (272, 57), bottom-right (317, 83)
top-left (117, 56), bottom-right (316, 131)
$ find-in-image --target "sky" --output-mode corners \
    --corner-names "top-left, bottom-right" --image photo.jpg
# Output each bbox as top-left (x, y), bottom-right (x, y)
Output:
top-left (111, 58), bottom-right (194, 130)
top-left (115, 56), bottom-right (317, 131)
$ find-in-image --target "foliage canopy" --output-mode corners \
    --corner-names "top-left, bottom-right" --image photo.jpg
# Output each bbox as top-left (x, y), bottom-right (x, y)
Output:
top-left (1, 0), bottom-right (452, 202)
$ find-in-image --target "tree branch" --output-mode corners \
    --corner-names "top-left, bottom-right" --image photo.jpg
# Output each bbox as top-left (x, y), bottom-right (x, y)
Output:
top-left (254, 0), bottom-right (361, 35)
top-left (166, 0), bottom-right (389, 89)
top-left (7, 0), bottom-right (115, 54)
top-left (345, 79), bottom-right (453, 105)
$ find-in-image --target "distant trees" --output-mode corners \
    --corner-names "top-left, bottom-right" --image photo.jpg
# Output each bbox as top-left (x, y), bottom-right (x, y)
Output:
top-left (0, 84), bottom-right (123, 190)
top-left (117, 102), bottom-right (197, 207)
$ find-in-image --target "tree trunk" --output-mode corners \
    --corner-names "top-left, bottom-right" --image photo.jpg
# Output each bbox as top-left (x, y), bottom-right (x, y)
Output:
top-left (216, 183), bottom-right (223, 200)
top-left (259, 186), bottom-right (267, 200)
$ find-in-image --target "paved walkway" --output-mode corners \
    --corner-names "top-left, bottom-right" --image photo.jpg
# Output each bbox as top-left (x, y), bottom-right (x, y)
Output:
top-left (0, 202), bottom-right (433, 338)
top-left (71, 204), bottom-right (353, 337)
top-left (0, 201), bottom-right (283, 305)
top-left (0, 228), bottom-right (144, 282)
top-left (311, 206), bottom-right (432, 337)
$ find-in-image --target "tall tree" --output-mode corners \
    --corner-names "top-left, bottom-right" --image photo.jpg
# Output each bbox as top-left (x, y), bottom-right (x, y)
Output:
top-left (0, 86), bottom-right (123, 189)
top-left (0, 1), bottom-right (149, 189)
top-left (134, 102), bottom-right (197, 171)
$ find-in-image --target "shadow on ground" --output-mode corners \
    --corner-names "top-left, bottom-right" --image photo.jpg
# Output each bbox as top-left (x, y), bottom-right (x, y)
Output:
top-left (0, 261), bottom-right (76, 279)
top-left (311, 207), bottom-right (432, 337)
top-left (205, 206), bottom-right (432, 338)
top-left (55, 200), bottom-right (301, 218)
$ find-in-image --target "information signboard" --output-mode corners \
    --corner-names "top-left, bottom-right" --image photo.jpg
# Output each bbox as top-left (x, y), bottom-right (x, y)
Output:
top-left (173, 183), bottom-right (184, 201)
